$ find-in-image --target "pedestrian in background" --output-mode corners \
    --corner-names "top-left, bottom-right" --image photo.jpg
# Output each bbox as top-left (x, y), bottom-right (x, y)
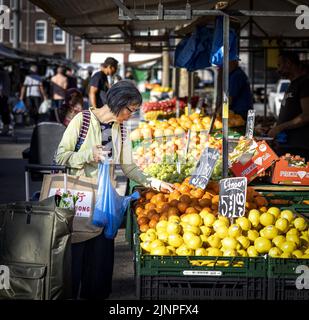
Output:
top-left (0, 66), bottom-right (11, 135)
top-left (20, 65), bottom-right (47, 125)
top-left (50, 66), bottom-right (68, 122)
top-left (88, 57), bottom-right (118, 108)
top-left (66, 67), bottom-right (78, 89)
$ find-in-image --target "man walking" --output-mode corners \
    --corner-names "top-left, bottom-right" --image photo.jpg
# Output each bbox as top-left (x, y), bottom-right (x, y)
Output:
top-left (89, 57), bottom-right (118, 108)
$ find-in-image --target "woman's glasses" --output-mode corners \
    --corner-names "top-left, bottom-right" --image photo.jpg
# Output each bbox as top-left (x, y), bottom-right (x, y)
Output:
top-left (126, 106), bottom-right (138, 114)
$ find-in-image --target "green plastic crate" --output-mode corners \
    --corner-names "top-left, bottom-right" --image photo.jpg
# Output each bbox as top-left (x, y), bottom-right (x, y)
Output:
top-left (133, 216), bottom-right (267, 278)
top-left (267, 257), bottom-right (309, 300)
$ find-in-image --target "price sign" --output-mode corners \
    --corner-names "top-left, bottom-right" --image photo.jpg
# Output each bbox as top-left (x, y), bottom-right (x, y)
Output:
top-left (219, 177), bottom-right (247, 218)
top-left (245, 109), bottom-right (256, 139)
top-left (190, 147), bottom-right (220, 189)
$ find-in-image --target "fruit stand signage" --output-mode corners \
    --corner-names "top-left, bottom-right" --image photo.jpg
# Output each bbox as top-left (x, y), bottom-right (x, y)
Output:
top-left (190, 147), bottom-right (220, 189)
top-left (245, 109), bottom-right (256, 139)
top-left (219, 177), bottom-right (247, 218)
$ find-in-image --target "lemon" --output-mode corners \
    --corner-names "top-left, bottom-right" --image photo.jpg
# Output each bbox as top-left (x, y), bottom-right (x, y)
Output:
top-left (260, 212), bottom-right (275, 227)
top-left (223, 249), bottom-right (237, 257)
top-left (275, 218), bottom-right (289, 233)
top-left (254, 237), bottom-right (272, 253)
top-left (228, 224), bottom-right (242, 238)
top-left (182, 224), bottom-right (201, 235)
top-left (168, 216), bottom-right (181, 223)
top-left (237, 236), bottom-right (250, 249)
top-left (268, 247), bottom-right (282, 257)
top-left (140, 233), bottom-right (147, 242)
top-left (280, 210), bottom-right (294, 222)
top-left (200, 226), bottom-right (212, 236)
top-left (292, 250), bottom-right (303, 258)
top-left (166, 246), bottom-right (176, 255)
top-left (280, 241), bottom-right (297, 253)
top-left (272, 235), bottom-right (286, 248)
top-left (141, 240), bottom-right (152, 252)
top-left (222, 237), bottom-right (238, 250)
top-left (186, 235), bottom-right (203, 250)
top-left (301, 254), bottom-right (309, 259)
top-left (195, 248), bottom-right (207, 256)
top-left (286, 228), bottom-right (299, 237)
top-left (236, 217), bottom-right (252, 231)
top-left (213, 219), bottom-right (229, 231)
top-left (247, 246), bottom-right (258, 257)
top-left (207, 248), bottom-right (223, 256)
top-left (150, 246), bottom-right (169, 255)
top-left (238, 249), bottom-right (248, 257)
top-left (187, 213), bottom-right (203, 227)
top-left (305, 248), bottom-right (309, 255)
top-left (267, 207), bottom-right (281, 219)
top-left (281, 252), bottom-right (292, 258)
top-left (294, 217), bottom-right (308, 231)
top-left (176, 245), bottom-right (194, 256)
top-left (262, 225), bottom-right (279, 240)
top-left (146, 228), bottom-right (157, 235)
top-left (156, 220), bottom-right (168, 231)
top-left (248, 209), bottom-right (260, 227)
top-left (168, 234), bottom-right (184, 248)
top-left (203, 213), bottom-right (216, 227)
top-left (150, 239), bottom-right (165, 251)
top-left (218, 216), bottom-right (230, 226)
top-left (200, 234), bottom-right (208, 243)
top-left (183, 232), bottom-right (195, 243)
top-left (216, 225), bottom-right (229, 239)
top-left (144, 231), bottom-right (157, 242)
top-left (286, 234), bottom-right (300, 247)
top-left (247, 230), bottom-right (259, 242)
top-left (207, 235), bottom-right (222, 248)
top-left (166, 222), bottom-right (181, 234)
top-left (157, 231), bottom-right (169, 243)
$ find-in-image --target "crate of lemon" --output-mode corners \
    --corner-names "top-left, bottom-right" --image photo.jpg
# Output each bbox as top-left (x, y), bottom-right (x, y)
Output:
top-left (132, 182), bottom-right (309, 299)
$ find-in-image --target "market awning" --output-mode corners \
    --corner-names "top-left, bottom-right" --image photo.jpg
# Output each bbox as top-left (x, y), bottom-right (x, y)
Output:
top-left (29, 0), bottom-right (309, 44)
top-left (0, 44), bottom-right (28, 61)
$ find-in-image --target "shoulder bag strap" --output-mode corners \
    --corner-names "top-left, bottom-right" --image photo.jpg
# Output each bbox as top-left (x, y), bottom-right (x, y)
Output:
top-left (75, 110), bottom-right (91, 152)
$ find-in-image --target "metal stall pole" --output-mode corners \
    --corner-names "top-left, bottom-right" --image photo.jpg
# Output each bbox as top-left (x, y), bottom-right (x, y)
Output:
top-left (173, 68), bottom-right (180, 118)
top-left (263, 47), bottom-right (268, 120)
top-left (12, 0), bottom-right (20, 49)
top-left (188, 71), bottom-right (192, 115)
top-left (222, 14), bottom-right (230, 179)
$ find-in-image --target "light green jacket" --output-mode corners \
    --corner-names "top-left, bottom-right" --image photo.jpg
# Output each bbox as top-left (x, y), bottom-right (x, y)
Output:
top-left (56, 108), bottom-right (162, 190)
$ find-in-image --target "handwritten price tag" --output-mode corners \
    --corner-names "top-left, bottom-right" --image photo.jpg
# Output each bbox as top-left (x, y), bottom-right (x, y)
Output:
top-left (219, 177), bottom-right (247, 218)
top-left (190, 147), bottom-right (220, 190)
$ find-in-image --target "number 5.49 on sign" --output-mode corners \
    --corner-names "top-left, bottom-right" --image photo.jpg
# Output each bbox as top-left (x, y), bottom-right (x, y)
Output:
top-left (219, 177), bottom-right (247, 218)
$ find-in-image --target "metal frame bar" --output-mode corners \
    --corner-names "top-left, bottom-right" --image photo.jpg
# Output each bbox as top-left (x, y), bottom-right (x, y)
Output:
top-left (117, 9), bottom-right (299, 21)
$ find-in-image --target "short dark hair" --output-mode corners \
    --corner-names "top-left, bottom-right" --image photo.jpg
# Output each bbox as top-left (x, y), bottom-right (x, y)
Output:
top-left (101, 57), bottom-right (118, 69)
top-left (279, 51), bottom-right (300, 66)
top-left (58, 88), bottom-right (83, 123)
top-left (106, 80), bottom-right (142, 116)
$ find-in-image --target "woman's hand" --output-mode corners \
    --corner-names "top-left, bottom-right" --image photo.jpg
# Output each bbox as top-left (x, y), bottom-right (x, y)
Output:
top-left (92, 145), bottom-right (109, 162)
top-left (159, 181), bottom-right (175, 193)
top-left (268, 125), bottom-right (282, 138)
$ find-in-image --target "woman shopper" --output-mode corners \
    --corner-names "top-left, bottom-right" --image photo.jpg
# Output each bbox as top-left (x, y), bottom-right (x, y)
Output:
top-left (56, 80), bottom-right (174, 299)
top-left (58, 88), bottom-right (83, 126)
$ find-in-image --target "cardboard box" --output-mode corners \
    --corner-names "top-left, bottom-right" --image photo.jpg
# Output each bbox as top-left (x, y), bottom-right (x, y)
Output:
top-left (230, 140), bottom-right (278, 182)
top-left (272, 158), bottom-right (309, 185)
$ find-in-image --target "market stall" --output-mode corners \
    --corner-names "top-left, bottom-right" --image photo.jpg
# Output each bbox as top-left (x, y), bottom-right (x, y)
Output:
top-left (29, 0), bottom-right (309, 301)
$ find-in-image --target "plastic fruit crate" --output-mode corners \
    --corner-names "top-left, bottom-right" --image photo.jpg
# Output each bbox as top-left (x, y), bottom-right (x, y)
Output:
top-left (136, 275), bottom-right (267, 300)
top-left (267, 258), bottom-right (309, 300)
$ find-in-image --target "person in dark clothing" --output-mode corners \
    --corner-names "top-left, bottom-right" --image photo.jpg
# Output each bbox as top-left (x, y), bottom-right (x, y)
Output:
top-left (228, 60), bottom-right (253, 120)
top-left (0, 67), bottom-right (11, 135)
top-left (268, 51), bottom-right (309, 160)
top-left (66, 68), bottom-right (78, 89)
top-left (89, 57), bottom-right (118, 108)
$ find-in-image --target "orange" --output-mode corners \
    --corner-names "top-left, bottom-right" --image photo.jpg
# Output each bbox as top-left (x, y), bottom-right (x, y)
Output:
top-left (178, 202), bottom-right (189, 214)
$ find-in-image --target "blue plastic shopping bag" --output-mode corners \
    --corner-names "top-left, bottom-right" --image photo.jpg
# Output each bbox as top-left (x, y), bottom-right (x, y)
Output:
top-left (13, 100), bottom-right (26, 113)
top-left (92, 159), bottom-right (140, 239)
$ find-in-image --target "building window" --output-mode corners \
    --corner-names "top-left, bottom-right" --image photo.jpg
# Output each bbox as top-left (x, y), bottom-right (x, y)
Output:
top-left (35, 20), bottom-right (47, 44)
top-left (53, 27), bottom-right (65, 44)
top-left (10, 20), bottom-right (23, 43)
